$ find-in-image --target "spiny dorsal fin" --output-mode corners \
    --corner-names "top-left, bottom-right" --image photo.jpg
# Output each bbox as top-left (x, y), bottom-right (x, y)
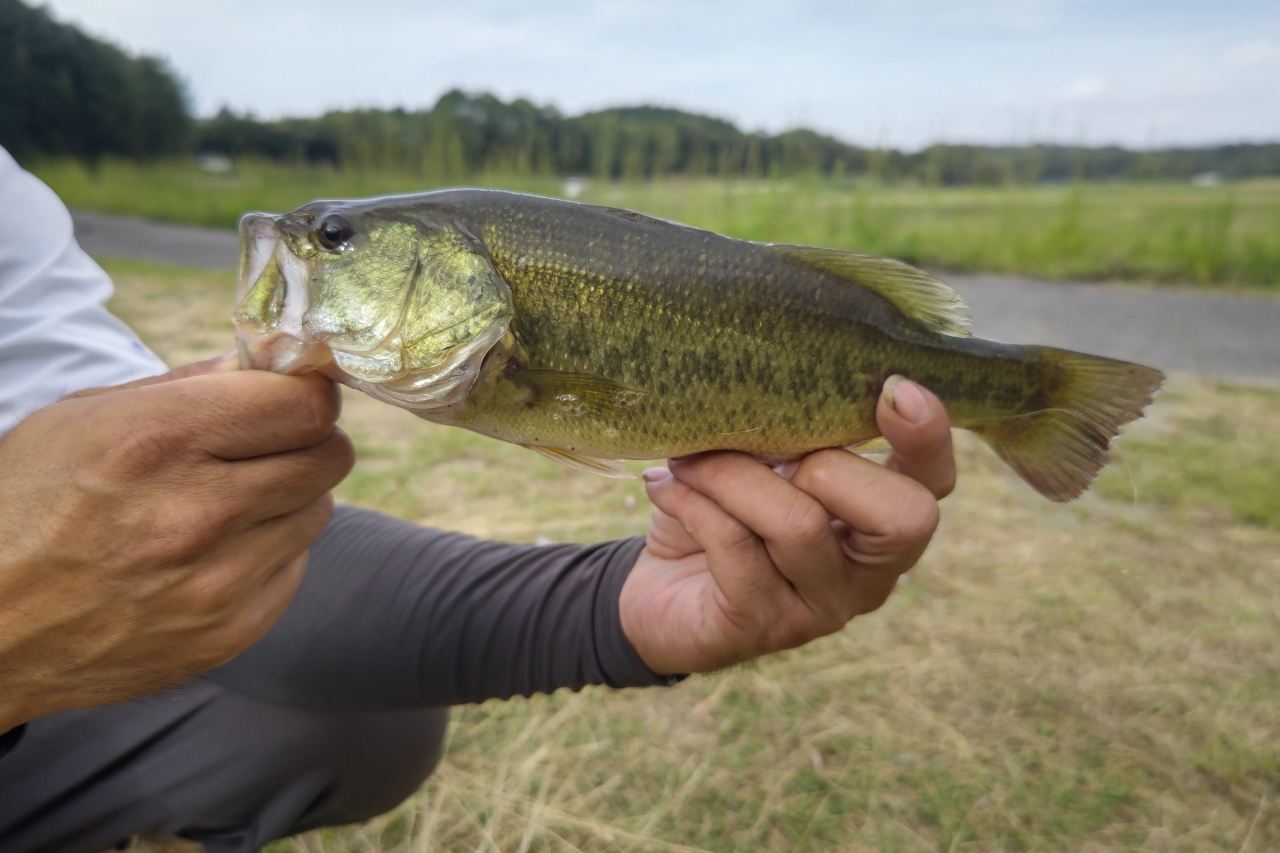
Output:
top-left (775, 245), bottom-right (971, 337)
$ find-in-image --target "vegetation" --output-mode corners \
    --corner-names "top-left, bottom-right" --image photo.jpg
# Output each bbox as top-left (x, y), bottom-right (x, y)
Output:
top-left (107, 260), bottom-right (1280, 852)
top-left (193, 93), bottom-right (1280, 184)
top-left (36, 160), bottom-right (1280, 289)
top-left (0, 0), bottom-right (190, 160)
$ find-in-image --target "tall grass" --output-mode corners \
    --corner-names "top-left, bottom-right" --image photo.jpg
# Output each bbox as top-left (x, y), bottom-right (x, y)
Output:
top-left (33, 158), bottom-right (1280, 289)
top-left (106, 261), bottom-right (1280, 852)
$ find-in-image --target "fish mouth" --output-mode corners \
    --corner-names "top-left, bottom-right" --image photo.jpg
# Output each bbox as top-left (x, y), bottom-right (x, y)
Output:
top-left (234, 213), bottom-right (333, 375)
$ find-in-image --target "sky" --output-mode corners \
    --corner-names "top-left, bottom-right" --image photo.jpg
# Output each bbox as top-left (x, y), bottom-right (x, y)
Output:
top-left (41, 0), bottom-right (1280, 151)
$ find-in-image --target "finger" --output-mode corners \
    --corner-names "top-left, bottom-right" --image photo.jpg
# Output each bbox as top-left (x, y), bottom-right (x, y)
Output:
top-left (878, 376), bottom-right (956, 499)
top-left (67, 353), bottom-right (239, 399)
top-left (666, 453), bottom-right (850, 609)
top-left (791, 448), bottom-right (939, 570)
top-left (201, 492), bottom-right (336, 593)
top-left (219, 428), bottom-right (356, 523)
top-left (150, 371), bottom-right (343, 460)
top-left (641, 467), bottom-right (703, 559)
top-left (643, 461), bottom-right (798, 617)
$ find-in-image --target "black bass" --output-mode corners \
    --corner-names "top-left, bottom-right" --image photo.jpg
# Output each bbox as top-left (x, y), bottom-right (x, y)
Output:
top-left (232, 190), bottom-right (1163, 502)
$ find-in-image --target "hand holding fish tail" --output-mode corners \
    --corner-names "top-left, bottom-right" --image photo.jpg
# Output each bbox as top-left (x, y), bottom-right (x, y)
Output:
top-left (619, 380), bottom-right (950, 676)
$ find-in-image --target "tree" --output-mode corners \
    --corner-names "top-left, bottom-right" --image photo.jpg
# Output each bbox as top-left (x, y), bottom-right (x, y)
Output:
top-left (0, 0), bottom-right (191, 161)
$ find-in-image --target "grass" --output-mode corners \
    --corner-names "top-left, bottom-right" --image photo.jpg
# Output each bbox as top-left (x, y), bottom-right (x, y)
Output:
top-left (32, 157), bottom-right (1280, 290)
top-left (103, 259), bottom-right (1280, 852)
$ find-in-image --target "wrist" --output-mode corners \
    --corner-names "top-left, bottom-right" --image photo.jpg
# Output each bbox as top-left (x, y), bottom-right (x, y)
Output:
top-left (617, 550), bottom-right (690, 678)
top-left (599, 537), bottom-right (686, 687)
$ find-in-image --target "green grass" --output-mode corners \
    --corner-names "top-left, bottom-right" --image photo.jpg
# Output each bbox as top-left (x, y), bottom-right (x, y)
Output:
top-left (1095, 383), bottom-right (1280, 530)
top-left (34, 158), bottom-right (1280, 289)
top-left (105, 260), bottom-right (1280, 852)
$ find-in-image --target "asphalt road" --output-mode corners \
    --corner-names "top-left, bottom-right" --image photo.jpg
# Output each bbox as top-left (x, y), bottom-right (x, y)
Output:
top-left (72, 209), bottom-right (1280, 381)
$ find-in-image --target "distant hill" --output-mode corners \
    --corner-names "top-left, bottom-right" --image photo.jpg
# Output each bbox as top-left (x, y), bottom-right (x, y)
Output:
top-left (195, 92), bottom-right (1280, 184)
top-left (3, 0), bottom-right (1278, 183)
top-left (0, 0), bottom-right (190, 160)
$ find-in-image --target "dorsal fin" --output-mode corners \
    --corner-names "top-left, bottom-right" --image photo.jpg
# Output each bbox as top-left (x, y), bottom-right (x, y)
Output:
top-left (601, 207), bottom-right (680, 228)
top-left (775, 245), bottom-right (971, 337)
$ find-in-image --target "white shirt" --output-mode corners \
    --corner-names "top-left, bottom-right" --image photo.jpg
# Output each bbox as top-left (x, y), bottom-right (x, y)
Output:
top-left (0, 147), bottom-right (168, 435)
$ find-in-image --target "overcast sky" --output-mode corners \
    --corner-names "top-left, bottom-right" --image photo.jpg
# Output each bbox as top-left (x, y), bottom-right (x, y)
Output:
top-left (41, 0), bottom-right (1280, 150)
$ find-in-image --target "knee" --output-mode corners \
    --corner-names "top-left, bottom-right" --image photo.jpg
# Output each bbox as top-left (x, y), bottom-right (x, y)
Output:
top-left (302, 706), bottom-right (450, 829)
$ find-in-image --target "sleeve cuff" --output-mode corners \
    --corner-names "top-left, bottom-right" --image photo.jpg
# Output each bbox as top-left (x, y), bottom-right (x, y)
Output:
top-left (594, 536), bottom-right (688, 689)
top-left (0, 723), bottom-right (26, 762)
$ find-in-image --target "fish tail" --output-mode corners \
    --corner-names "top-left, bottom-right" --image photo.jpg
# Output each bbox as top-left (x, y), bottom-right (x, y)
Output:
top-left (957, 349), bottom-right (1164, 502)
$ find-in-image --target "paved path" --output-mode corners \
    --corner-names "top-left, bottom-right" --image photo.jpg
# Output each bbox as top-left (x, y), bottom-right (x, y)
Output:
top-left (72, 209), bottom-right (1279, 381)
top-left (73, 209), bottom-right (240, 271)
top-left (947, 274), bottom-right (1278, 381)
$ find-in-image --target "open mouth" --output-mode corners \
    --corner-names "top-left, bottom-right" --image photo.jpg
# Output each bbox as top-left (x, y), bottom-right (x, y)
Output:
top-left (233, 213), bottom-right (332, 375)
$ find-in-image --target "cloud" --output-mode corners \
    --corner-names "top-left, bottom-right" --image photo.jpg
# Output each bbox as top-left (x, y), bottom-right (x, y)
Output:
top-left (1058, 76), bottom-right (1110, 102)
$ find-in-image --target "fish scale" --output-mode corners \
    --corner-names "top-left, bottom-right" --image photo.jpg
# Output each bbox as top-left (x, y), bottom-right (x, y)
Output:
top-left (233, 189), bottom-right (1163, 501)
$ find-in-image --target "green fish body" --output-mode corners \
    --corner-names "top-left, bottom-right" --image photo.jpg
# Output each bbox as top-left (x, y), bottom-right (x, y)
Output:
top-left (233, 189), bottom-right (1163, 502)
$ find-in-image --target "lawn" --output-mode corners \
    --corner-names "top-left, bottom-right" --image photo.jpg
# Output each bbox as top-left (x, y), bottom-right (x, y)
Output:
top-left (104, 260), bottom-right (1280, 852)
top-left (31, 158), bottom-right (1280, 290)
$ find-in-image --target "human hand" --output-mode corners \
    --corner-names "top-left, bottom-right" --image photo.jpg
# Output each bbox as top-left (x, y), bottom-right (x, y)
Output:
top-left (0, 358), bottom-right (355, 730)
top-left (619, 376), bottom-right (955, 675)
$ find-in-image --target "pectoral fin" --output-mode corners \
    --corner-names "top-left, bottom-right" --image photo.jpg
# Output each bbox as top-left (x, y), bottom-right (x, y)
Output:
top-left (524, 445), bottom-right (636, 479)
top-left (509, 367), bottom-right (647, 419)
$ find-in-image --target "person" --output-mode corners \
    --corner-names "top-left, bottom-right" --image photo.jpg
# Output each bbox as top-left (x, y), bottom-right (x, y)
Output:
top-left (0, 147), bottom-right (956, 853)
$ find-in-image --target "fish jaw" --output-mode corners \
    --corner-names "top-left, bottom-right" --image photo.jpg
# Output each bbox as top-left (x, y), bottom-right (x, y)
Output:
top-left (233, 213), bottom-right (334, 375)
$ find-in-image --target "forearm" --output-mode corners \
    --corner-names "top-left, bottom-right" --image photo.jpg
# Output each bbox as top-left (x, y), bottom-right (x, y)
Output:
top-left (205, 505), bottom-right (675, 711)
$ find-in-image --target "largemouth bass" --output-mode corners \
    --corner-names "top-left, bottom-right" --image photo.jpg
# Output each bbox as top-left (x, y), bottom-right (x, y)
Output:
top-left (233, 190), bottom-right (1163, 502)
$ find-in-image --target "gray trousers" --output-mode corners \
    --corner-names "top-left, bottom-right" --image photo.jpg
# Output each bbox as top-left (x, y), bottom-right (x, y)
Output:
top-left (0, 507), bottom-right (661, 853)
top-left (0, 681), bottom-right (447, 853)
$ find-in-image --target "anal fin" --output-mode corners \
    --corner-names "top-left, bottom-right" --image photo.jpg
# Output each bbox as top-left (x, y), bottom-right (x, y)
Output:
top-left (525, 445), bottom-right (636, 479)
top-left (847, 436), bottom-right (892, 455)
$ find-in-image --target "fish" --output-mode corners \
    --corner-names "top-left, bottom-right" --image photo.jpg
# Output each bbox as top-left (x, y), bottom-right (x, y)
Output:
top-left (232, 189), bottom-right (1164, 502)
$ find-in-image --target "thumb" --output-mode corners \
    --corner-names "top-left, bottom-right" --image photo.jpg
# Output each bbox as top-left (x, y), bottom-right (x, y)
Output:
top-left (876, 375), bottom-right (956, 499)
top-left (66, 352), bottom-right (240, 400)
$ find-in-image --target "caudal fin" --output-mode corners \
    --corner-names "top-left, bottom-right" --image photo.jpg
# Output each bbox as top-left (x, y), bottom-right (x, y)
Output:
top-left (965, 350), bottom-right (1164, 503)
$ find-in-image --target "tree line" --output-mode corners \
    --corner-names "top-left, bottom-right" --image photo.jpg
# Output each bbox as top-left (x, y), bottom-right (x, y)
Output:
top-left (4, 0), bottom-right (1279, 183)
top-left (0, 0), bottom-right (190, 160)
top-left (197, 95), bottom-right (1280, 184)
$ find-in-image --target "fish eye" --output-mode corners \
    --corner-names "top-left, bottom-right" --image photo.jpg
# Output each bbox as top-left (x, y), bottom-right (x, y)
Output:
top-left (315, 216), bottom-right (354, 251)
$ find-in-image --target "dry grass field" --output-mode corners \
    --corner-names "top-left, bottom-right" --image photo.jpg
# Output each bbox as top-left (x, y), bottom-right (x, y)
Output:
top-left (105, 261), bottom-right (1280, 852)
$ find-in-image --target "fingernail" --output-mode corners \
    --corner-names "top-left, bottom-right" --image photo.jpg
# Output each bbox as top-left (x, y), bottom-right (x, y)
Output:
top-left (642, 466), bottom-right (672, 483)
top-left (884, 375), bottom-right (929, 423)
